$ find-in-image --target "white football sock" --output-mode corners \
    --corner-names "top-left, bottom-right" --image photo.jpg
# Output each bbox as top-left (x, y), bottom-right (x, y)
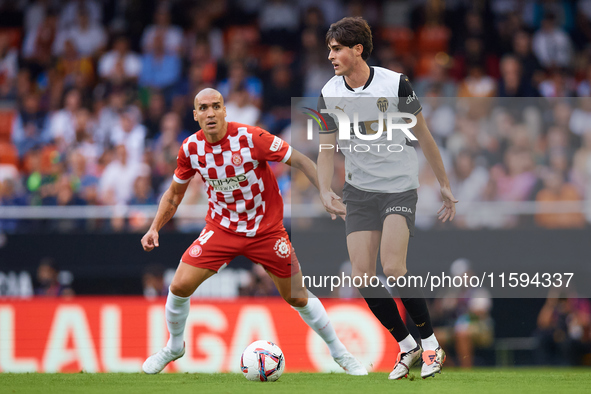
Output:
top-left (165, 289), bottom-right (190, 354)
top-left (421, 333), bottom-right (439, 351)
top-left (292, 291), bottom-right (347, 358)
top-left (398, 334), bottom-right (418, 353)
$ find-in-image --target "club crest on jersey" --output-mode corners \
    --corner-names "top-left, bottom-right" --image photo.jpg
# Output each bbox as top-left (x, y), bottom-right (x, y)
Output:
top-left (189, 244), bottom-right (202, 258)
top-left (231, 152), bottom-right (243, 166)
top-left (273, 237), bottom-right (290, 258)
top-left (377, 97), bottom-right (389, 112)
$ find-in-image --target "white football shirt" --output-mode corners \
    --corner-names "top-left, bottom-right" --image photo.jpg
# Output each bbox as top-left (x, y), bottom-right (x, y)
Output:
top-left (319, 66), bottom-right (422, 193)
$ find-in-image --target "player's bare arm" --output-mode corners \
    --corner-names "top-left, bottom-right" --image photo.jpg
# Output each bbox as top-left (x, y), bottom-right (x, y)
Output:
top-left (316, 128), bottom-right (346, 217)
top-left (141, 180), bottom-right (189, 251)
top-left (408, 112), bottom-right (458, 222)
top-left (285, 148), bottom-right (320, 190)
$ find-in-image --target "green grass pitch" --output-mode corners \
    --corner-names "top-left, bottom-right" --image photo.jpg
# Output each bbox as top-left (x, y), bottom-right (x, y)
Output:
top-left (1, 369), bottom-right (590, 394)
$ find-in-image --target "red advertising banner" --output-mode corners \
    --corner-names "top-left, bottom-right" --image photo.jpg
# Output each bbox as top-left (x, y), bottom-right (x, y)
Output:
top-left (0, 297), bottom-right (401, 373)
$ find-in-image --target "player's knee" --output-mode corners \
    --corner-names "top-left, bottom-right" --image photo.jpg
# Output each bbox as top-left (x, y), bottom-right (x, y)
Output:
top-left (169, 282), bottom-right (194, 298)
top-left (285, 296), bottom-right (307, 308)
top-left (383, 266), bottom-right (407, 280)
top-left (351, 267), bottom-right (376, 278)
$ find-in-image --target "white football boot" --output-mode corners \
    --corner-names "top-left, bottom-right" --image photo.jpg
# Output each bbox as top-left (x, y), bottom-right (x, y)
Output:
top-left (333, 352), bottom-right (368, 375)
top-left (388, 344), bottom-right (422, 380)
top-left (142, 345), bottom-right (185, 374)
top-left (421, 347), bottom-right (446, 378)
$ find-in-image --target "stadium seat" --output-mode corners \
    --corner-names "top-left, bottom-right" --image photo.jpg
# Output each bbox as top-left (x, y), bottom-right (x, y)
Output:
top-left (0, 110), bottom-right (15, 143)
top-left (0, 141), bottom-right (18, 167)
top-left (380, 27), bottom-right (414, 56)
top-left (0, 27), bottom-right (22, 48)
top-left (416, 25), bottom-right (450, 54)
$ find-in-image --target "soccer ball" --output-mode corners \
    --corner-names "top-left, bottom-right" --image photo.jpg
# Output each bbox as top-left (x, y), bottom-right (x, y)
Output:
top-left (240, 340), bottom-right (285, 382)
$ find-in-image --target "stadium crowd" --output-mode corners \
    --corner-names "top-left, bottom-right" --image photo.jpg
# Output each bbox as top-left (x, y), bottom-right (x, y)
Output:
top-left (0, 0), bottom-right (591, 233)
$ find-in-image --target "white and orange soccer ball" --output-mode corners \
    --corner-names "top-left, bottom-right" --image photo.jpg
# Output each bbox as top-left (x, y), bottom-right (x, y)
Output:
top-left (240, 340), bottom-right (285, 382)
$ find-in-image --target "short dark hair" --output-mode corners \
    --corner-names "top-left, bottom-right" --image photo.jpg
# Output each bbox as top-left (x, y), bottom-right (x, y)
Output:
top-left (325, 17), bottom-right (373, 60)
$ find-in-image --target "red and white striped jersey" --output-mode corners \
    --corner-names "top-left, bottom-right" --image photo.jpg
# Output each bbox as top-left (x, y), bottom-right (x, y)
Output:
top-left (174, 122), bottom-right (292, 237)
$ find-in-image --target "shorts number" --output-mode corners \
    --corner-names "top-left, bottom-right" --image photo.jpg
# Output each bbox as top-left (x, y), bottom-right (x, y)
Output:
top-left (198, 230), bottom-right (214, 245)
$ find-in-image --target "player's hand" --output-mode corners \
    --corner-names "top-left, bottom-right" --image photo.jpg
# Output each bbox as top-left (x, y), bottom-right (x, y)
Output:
top-left (141, 229), bottom-right (160, 251)
top-left (437, 186), bottom-right (458, 223)
top-left (332, 198), bottom-right (347, 221)
top-left (320, 190), bottom-right (346, 220)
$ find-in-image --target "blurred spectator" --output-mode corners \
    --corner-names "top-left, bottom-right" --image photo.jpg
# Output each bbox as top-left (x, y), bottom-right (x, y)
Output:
top-left (129, 174), bottom-right (156, 206)
top-left (12, 92), bottom-right (51, 158)
top-left (22, 8), bottom-right (58, 76)
top-left (98, 145), bottom-right (147, 205)
top-left (576, 65), bottom-right (591, 97)
top-left (141, 4), bottom-right (183, 54)
top-left (457, 63), bottom-right (496, 97)
top-left (54, 39), bottom-right (95, 93)
top-left (35, 258), bottom-right (74, 297)
top-left (415, 160), bottom-right (441, 230)
top-left (224, 83), bottom-right (261, 125)
top-left (538, 68), bottom-right (576, 97)
top-left (58, 0), bottom-right (102, 30)
top-left (535, 169), bottom-right (585, 229)
top-left (24, 0), bottom-right (52, 34)
top-left (498, 54), bottom-right (539, 97)
top-left (183, 11), bottom-right (224, 61)
top-left (0, 34), bottom-right (18, 99)
top-left (49, 88), bottom-right (81, 150)
top-left (569, 98), bottom-right (591, 137)
top-left (98, 36), bottom-right (141, 85)
top-left (67, 149), bottom-right (97, 195)
top-left (128, 174), bottom-right (156, 231)
top-left (239, 263), bottom-right (280, 297)
top-left (492, 147), bottom-right (538, 202)
top-left (109, 106), bottom-right (146, 165)
top-left (262, 65), bottom-right (300, 135)
top-left (217, 61), bottom-right (263, 108)
top-left (151, 112), bottom-right (188, 163)
top-left (143, 263), bottom-right (167, 299)
top-left (511, 30), bottom-right (544, 90)
top-left (430, 259), bottom-right (494, 368)
top-left (53, 7), bottom-right (107, 58)
top-left (0, 177), bottom-right (28, 233)
top-left (143, 91), bottom-right (166, 141)
top-left (535, 289), bottom-right (591, 365)
top-left (185, 40), bottom-right (217, 84)
top-left (414, 60), bottom-right (457, 98)
top-left (139, 33), bottom-right (181, 98)
top-left (572, 128), bottom-right (591, 195)
top-left (450, 151), bottom-right (490, 229)
top-left (421, 89), bottom-right (455, 146)
top-left (258, 0), bottom-right (299, 49)
top-left (96, 89), bottom-right (126, 150)
top-left (532, 13), bottom-right (573, 69)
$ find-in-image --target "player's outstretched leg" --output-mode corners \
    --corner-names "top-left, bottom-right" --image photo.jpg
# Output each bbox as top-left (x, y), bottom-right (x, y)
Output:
top-left (268, 270), bottom-right (368, 375)
top-left (143, 263), bottom-right (215, 374)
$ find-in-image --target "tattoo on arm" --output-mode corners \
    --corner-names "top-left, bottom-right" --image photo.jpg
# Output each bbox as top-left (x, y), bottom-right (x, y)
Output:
top-left (166, 198), bottom-right (179, 208)
top-left (162, 209), bottom-right (173, 223)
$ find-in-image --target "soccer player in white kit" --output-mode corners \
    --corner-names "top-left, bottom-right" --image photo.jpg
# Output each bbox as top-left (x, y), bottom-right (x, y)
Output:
top-left (317, 17), bottom-right (458, 379)
top-left (141, 88), bottom-right (366, 375)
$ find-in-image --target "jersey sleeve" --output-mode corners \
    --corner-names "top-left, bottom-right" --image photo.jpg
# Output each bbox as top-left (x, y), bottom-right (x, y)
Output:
top-left (173, 143), bottom-right (197, 184)
top-left (251, 127), bottom-right (292, 163)
top-left (398, 74), bottom-right (422, 115)
top-left (317, 94), bottom-right (338, 134)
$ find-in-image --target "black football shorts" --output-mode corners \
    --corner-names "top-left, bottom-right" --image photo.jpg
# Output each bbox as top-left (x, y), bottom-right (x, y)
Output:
top-left (342, 182), bottom-right (418, 237)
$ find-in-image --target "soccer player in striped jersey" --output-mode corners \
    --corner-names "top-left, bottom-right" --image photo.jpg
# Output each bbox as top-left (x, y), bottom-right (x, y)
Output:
top-left (141, 88), bottom-right (366, 376)
top-left (317, 17), bottom-right (458, 379)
